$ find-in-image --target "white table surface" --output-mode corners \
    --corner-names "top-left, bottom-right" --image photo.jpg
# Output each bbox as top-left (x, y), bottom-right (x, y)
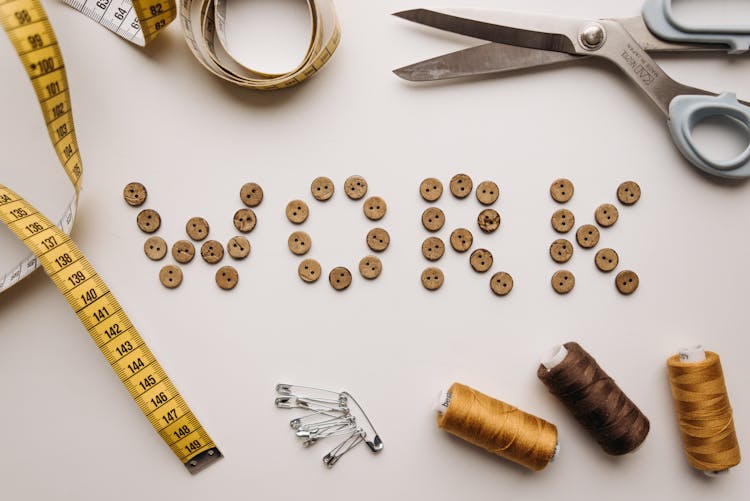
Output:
top-left (1, 1), bottom-right (749, 500)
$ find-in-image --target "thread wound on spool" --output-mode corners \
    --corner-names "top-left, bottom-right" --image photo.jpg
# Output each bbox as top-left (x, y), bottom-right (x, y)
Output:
top-left (667, 351), bottom-right (741, 472)
top-left (537, 342), bottom-right (650, 455)
top-left (437, 382), bottom-right (558, 471)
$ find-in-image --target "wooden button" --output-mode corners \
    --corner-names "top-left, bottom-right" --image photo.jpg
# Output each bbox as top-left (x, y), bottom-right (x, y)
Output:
top-left (367, 228), bottom-right (390, 252)
top-left (490, 272), bottom-right (513, 296)
top-left (288, 231), bottom-right (312, 255)
top-left (551, 209), bottom-right (574, 233)
top-left (550, 178), bottom-right (574, 203)
top-left (200, 240), bottom-right (224, 264)
top-left (186, 217), bottom-right (209, 241)
top-left (159, 265), bottom-right (182, 289)
top-left (420, 178), bottom-right (443, 202)
top-left (576, 224), bottom-right (600, 248)
top-left (345, 175), bottom-right (368, 200)
top-left (233, 208), bottom-right (257, 233)
top-left (549, 239), bottom-right (573, 263)
top-left (227, 236), bottom-right (251, 260)
top-left (617, 181), bottom-right (641, 205)
top-left (172, 240), bottom-right (195, 264)
top-left (216, 266), bottom-right (239, 290)
top-left (450, 228), bottom-right (473, 252)
top-left (240, 182), bottom-right (263, 207)
top-left (449, 173), bottom-right (473, 198)
top-left (476, 181), bottom-right (499, 205)
top-left (363, 196), bottom-right (387, 220)
top-left (421, 267), bottom-right (444, 290)
top-left (123, 182), bottom-right (147, 207)
top-left (477, 209), bottom-right (501, 233)
top-left (311, 176), bottom-right (334, 201)
top-left (595, 203), bottom-right (619, 227)
top-left (470, 248), bottom-right (493, 273)
top-left (137, 209), bottom-right (161, 234)
top-left (616, 270), bottom-right (639, 295)
top-left (551, 270), bottom-right (575, 294)
top-left (359, 255), bottom-right (382, 280)
top-left (421, 207), bottom-right (445, 232)
top-left (595, 248), bottom-right (619, 272)
top-left (144, 236), bottom-right (167, 261)
top-left (422, 237), bottom-right (445, 261)
top-left (298, 259), bottom-right (321, 283)
top-left (286, 200), bottom-right (309, 224)
top-left (329, 267), bottom-right (352, 291)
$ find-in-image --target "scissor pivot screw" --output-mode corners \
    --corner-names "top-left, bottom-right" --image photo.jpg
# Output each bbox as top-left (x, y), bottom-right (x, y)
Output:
top-left (580, 23), bottom-right (605, 50)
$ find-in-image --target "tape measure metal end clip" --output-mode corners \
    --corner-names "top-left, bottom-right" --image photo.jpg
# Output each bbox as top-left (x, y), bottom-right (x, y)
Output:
top-left (185, 447), bottom-right (223, 474)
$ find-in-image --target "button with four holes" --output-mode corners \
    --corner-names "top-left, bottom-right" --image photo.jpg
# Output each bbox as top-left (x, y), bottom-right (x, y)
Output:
top-left (186, 216), bottom-right (209, 241)
top-left (490, 272), bottom-right (513, 296)
top-left (123, 182), bottom-right (147, 207)
top-left (551, 270), bottom-right (575, 294)
top-left (617, 181), bottom-right (641, 206)
top-left (550, 239), bottom-right (573, 263)
top-left (298, 259), bottom-right (321, 283)
top-left (233, 208), bottom-right (257, 233)
top-left (550, 178), bottom-right (574, 203)
top-left (450, 173), bottom-right (473, 198)
top-left (420, 178), bottom-right (443, 202)
top-left (551, 209), bottom-right (575, 233)
top-left (227, 236), bottom-right (251, 260)
top-left (450, 228), bottom-right (473, 252)
top-left (311, 176), bottom-right (335, 201)
top-left (359, 255), bottom-right (382, 280)
top-left (200, 240), bottom-right (224, 264)
top-left (422, 236), bottom-right (445, 261)
top-left (345, 175), bottom-right (368, 200)
top-left (159, 265), bottom-right (183, 289)
top-left (286, 200), bottom-right (309, 224)
top-left (422, 207), bottom-right (445, 232)
top-left (288, 231), bottom-right (312, 255)
top-left (595, 203), bottom-right (619, 227)
top-left (367, 228), bottom-right (390, 252)
top-left (172, 240), bottom-right (195, 264)
top-left (137, 209), bottom-right (161, 234)
top-left (576, 224), bottom-right (600, 249)
top-left (216, 266), bottom-right (239, 290)
top-left (470, 248), bottom-right (493, 273)
top-left (144, 236), bottom-right (167, 261)
top-left (240, 182), bottom-right (264, 207)
top-left (329, 267), bottom-right (352, 291)
top-left (616, 270), bottom-right (639, 295)
top-left (595, 248), bottom-right (619, 272)
top-left (477, 208), bottom-right (501, 233)
top-left (421, 267), bottom-right (444, 291)
top-left (476, 181), bottom-right (499, 205)
top-left (363, 196), bottom-right (387, 220)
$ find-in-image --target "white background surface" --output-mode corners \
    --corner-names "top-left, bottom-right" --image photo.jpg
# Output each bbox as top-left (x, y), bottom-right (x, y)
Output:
top-left (1, 0), bottom-right (749, 499)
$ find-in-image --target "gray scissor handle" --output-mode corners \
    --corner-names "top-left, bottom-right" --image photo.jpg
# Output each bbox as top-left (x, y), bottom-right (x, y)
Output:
top-left (669, 93), bottom-right (750, 179)
top-left (642, 0), bottom-right (750, 54)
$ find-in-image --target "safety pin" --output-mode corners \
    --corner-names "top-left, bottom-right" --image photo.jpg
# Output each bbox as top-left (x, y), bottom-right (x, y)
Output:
top-left (290, 410), bottom-right (348, 430)
top-left (301, 426), bottom-right (363, 448)
top-left (323, 432), bottom-right (366, 468)
top-left (276, 384), bottom-right (349, 406)
top-left (274, 396), bottom-right (348, 414)
top-left (342, 391), bottom-right (384, 453)
top-left (295, 415), bottom-right (355, 435)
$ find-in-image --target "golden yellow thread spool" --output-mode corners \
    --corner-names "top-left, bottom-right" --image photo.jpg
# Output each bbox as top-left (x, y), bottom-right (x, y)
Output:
top-left (667, 347), bottom-right (741, 474)
top-left (436, 382), bottom-right (558, 471)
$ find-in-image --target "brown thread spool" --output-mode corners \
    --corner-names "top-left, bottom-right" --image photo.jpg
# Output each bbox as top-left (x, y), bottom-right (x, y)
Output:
top-left (537, 342), bottom-right (650, 455)
top-left (435, 382), bottom-right (558, 471)
top-left (667, 346), bottom-right (741, 475)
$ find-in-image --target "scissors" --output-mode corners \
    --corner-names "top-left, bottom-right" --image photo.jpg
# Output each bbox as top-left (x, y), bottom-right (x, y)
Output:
top-left (393, 0), bottom-right (750, 180)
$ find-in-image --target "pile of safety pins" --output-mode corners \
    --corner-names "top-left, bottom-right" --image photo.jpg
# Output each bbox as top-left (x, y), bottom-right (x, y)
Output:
top-left (274, 384), bottom-right (383, 467)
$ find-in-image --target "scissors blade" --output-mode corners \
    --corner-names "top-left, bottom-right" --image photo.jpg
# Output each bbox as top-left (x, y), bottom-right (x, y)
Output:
top-left (394, 43), bottom-right (578, 81)
top-left (393, 8), bottom-right (584, 54)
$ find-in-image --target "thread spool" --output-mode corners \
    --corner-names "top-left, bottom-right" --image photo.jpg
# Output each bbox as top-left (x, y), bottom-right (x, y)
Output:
top-left (434, 382), bottom-right (558, 471)
top-left (537, 342), bottom-right (650, 455)
top-left (667, 345), bottom-right (741, 475)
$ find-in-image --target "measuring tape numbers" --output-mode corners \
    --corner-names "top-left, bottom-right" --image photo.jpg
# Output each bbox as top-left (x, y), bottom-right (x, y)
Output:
top-left (1, 0), bottom-right (220, 473)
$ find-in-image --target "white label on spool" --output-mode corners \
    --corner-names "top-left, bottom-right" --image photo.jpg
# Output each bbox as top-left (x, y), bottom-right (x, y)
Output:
top-left (541, 345), bottom-right (569, 371)
top-left (679, 345), bottom-right (706, 363)
top-left (434, 390), bottom-right (451, 414)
